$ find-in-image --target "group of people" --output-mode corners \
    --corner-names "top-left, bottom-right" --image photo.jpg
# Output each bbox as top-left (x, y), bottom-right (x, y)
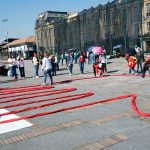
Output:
top-left (7, 55), bottom-right (25, 80)
top-left (32, 51), bottom-right (87, 85)
top-left (89, 51), bottom-right (108, 77)
top-left (126, 46), bottom-right (150, 77)
top-left (1, 46), bottom-right (150, 84)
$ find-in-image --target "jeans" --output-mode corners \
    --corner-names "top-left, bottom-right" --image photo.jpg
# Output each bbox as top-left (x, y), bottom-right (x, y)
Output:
top-left (43, 69), bottom-right (53, 84)
top-left (102, 63), bottom-right (107, 73)
top-left (68, 64), bottom-right (73, 74)
top-left (79, 62), bottom-right (84, 73)
top-left (129, 67), bottom-right (136, 74)
top-left (11, 66), bottom-right (17, 78)
top-left (19, 67), bottom-right (25, 77)
top-left (34, 65), bottom-right (39, 76)
top-left (137, 61), bottom-right (142, 73)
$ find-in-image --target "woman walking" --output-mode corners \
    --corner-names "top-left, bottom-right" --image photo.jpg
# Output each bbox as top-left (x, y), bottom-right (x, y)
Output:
top-left (67, 53), bottom-right (74, 75)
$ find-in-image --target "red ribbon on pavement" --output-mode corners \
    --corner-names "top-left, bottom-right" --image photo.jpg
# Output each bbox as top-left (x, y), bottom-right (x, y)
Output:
top-left (0, 93), bottom-right (149, 124)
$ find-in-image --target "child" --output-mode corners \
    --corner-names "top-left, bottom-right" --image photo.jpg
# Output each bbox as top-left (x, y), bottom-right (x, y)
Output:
top-left (127, 56), bottom-right (137, 74)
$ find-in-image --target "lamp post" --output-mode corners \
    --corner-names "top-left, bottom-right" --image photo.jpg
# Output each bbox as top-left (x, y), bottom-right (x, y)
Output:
top-left (120, 0), bottom-right (128, 55)
top-left (139, 0), bottom-right (144, 53)
top-left (2, 19), bottom-right (9, 54)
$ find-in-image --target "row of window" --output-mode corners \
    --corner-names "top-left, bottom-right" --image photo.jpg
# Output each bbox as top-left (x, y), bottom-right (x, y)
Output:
top-left (146, 3), bottom-right (150, 32)
top-left (147, 22), bottom-right (150, 32)
top-left (146, 3), bottom-right (150, 17)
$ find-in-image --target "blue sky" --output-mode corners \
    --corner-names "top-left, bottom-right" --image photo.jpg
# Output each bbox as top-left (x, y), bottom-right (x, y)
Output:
top-left (0, 0), bottom-right (112, 41)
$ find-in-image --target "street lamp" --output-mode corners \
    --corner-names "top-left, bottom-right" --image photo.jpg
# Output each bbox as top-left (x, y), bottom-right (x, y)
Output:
top-left (2, 19), bottom-right (9, 54)
top-left (119, 0), bottom-right (128, 55)
top-left (138, 0), bottom-right (144, 53)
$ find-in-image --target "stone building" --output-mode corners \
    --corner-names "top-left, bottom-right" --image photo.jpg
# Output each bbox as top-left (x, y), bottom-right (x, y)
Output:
top-left (142, 0), bottom-right (150, 51)
top-left (35, 11), bottom-right (68, 54)
top-left (35, 0), bottom-right (150, 55)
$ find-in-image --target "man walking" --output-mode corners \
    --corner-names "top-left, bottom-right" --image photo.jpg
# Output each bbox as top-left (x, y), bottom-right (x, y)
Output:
top-left (41, 53), bottom-right (53, 85)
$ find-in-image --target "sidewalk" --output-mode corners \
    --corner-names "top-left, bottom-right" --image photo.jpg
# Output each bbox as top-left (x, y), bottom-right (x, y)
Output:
top-left (0, 58), bottom-right (150, 150)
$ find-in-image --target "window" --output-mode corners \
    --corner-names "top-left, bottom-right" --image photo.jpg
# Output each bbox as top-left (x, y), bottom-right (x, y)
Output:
top-left (103, 13), bottom-right (106, 23)
top-left (111, 12), bottom-right (114, 25)
top-left (147, 22), bottom-right (150, 32)
top-left (133, 6), bottom-right (137, 19)
top-left (146, 3), bottom-right (150, 17)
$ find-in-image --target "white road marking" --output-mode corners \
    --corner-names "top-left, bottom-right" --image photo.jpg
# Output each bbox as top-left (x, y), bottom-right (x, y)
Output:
top-left (0, 109), bottom-right (32, 135)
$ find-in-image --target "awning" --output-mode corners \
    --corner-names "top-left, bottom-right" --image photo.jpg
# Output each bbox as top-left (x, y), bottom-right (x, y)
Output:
top-left (113, 44), bottom-right (122, 49)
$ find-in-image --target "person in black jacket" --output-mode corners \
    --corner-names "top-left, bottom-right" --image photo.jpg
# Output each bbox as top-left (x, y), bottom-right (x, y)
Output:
top-left (136, 47), bottom-right (144, 73)
top-left (127, 46), bottom-right (136, 56)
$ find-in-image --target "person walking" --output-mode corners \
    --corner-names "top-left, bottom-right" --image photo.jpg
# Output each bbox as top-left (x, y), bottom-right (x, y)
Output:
top-left (32, 53), bottom-right (39, 79)
top-left (55, 53), bottom-right (60, 71)
top-left (41, 53), bottom-right (53, 85)
top-left (99, 53), bottom-right (108, 73)
top-left (67, 53), bottom-right (74, 75)
top-left (61, 53), bottom-right (65, 66)
top-left (136, 47), bottom-right (144, 73)
top-left (78, 53), bottom-right (85, 74)
top-left (65, 52), bottom-right (68, 65)
top-left (93, 55), bottom-right (100, 77)
top-left (50, 55), bottom-right (56, 76)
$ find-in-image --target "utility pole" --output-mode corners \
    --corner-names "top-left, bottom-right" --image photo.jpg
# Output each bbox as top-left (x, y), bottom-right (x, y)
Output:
top-left (2, 19), bottom-right (9, 54)
top-left (122, 0), bottom-right (128, 55)
top-left (139, 0), bottom-right (144, 53)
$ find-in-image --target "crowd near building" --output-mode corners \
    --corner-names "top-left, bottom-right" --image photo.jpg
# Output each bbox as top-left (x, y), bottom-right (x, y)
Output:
top-left (35, 0), bottom-right (150, 55)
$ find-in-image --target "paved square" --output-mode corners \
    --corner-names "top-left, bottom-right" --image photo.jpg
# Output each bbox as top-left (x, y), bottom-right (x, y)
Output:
top-left (0, 57), bottom-right (150, 150)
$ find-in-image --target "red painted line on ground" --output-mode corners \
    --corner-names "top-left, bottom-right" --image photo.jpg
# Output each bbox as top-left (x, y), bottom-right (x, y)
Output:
top-left (0, 92), bottom-right (88, 109)
top-left (0, 84), bottom-right (41, 91)
top-left (0, 86), bottom-right (54, 95)
top-left (0, 92), bottom-right (93, 116)
top-left (0, 74), bottom-right (149, 124)
top-left (0, 87), bottom-right (56, 100)
top-left (54, 73), bottom-right (150, 85)
top-left (0, 88), bottom-right (76, 104)
top-left (0, 93), bottom-right (149, 124)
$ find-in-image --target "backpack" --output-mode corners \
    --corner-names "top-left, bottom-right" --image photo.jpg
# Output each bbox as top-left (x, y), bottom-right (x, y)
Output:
top-left (79, 56), bottom-right (84, 63)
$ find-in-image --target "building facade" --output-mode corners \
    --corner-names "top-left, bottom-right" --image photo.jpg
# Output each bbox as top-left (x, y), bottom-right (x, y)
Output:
top-left (2, 36), bottom-right (36, 59)
top-left (35, 11), bottom-right (68, 54)
top-left (142, 0), bottom-right (150, 51)
top-left (35, 0), bottom-right (150, 55)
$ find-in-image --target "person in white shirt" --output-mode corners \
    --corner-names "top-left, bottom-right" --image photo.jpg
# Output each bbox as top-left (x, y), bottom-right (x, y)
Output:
top-left (41, 53), bottom-right (53, 85)
top-left (99, 53), bottom-right (108, 73)
top-left (17, 55), bottom-right (25, 78)
top-left (8, 56), bottom-right (17, 80)
top-left (32, 53), bottom-right (39, 78)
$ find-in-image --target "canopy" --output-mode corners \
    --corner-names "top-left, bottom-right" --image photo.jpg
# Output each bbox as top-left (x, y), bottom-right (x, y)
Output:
top-left (113, 44), bottom-right (122, 49)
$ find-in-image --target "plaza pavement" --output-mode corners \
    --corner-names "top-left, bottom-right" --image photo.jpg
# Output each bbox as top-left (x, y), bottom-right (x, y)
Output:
top-left (0, 57), bottom-right (150, 150)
